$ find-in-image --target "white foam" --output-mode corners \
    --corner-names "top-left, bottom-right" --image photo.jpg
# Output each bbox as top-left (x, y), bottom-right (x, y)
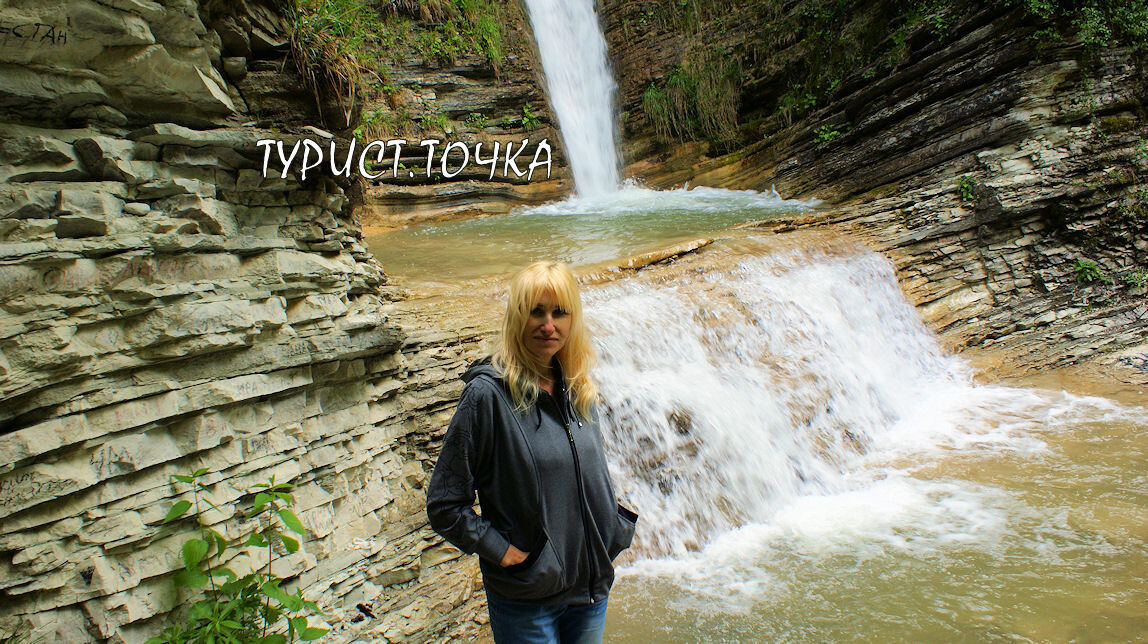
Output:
top-left (617, 476), bottom-right (1012, 611)
top-left (521, 182), bottom-right (818, 217)
top-left (589, 246), bottom-right (1145, 608)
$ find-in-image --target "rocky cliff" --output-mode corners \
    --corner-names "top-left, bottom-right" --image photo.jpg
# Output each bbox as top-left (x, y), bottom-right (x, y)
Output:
top-left (0, 0), bottom-right (505, 641)
top-left (341, 0), bottom-right (573, 230)
top-left (600, 0), bottom-right (1148, 372)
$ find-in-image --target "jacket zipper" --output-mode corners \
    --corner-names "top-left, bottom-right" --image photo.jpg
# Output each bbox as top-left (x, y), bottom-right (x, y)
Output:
top-left (563, 419), bottom-right (596, 604)
top-left (558, 385), bottom-right (596, 603)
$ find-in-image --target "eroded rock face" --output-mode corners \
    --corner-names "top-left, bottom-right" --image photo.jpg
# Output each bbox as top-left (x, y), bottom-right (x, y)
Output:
top-left (0, 1), bottom-right (491, 642)
top-left (599, 1), bottom-right (1147, 370)
top-left (0, 0), bottom-right (232, 127)
top-left (348, 9), bottom-right (574, 230)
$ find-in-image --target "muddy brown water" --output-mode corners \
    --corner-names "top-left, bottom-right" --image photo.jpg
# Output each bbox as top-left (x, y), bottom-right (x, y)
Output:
top-left (370, 217), bottom-right (1146, 643)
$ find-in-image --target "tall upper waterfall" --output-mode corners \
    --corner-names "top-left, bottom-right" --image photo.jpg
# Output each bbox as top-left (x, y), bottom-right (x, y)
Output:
top-left (522, 0), bottom-right (621, 197)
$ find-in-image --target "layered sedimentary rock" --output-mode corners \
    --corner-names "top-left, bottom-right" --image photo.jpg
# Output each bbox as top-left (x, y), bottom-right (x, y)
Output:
top-left (0, 0), bottom-right (500, 641)
top-left (599, 1), bottom-right (1147, 370)
top-left (350, 4), bottom-right (572, 230)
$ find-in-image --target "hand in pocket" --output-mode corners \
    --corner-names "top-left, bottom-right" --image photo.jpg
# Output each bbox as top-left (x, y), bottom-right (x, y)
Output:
top-left (500, 543), bottom-right (530, 567)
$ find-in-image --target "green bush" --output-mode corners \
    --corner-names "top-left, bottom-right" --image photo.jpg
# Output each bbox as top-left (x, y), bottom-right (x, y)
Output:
top-left (1122, 267), bottom-right (1146, 290)
top-left (464, 112), bottom-right (489, 130)
top-left (1013, 0), bottom-right (1148, 49)
top-left (760, 0), bottom-right (1148, 135)
top-left (387, 0), bottom-right (509, 71)
top-left (640, 46), bottom-right (740, 144)
top-left (423, 107), bottom-right (451, 133)
top-left (146, 469), bottom-right (327, 644)
top-left (521, 104), bottom-right (541, 131)
top-left (1074, 259), bottom-right (1113, 284)
top-left (957, 175), bottom-right (978, 202)
top-left (815, 124), bottom-right (840, 142)
top-left (289, 0), bottom-right (385, 125)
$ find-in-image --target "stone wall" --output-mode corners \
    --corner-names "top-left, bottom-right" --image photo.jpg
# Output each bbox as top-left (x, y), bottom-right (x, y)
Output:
top-left (0, 0), bottom-right (497, 641)
top-left (599, 0), bottom-right (1148, 370)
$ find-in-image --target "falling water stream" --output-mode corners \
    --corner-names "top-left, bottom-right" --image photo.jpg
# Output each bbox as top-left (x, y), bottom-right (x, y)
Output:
top-left (521, 0), bottom-right (621, 196)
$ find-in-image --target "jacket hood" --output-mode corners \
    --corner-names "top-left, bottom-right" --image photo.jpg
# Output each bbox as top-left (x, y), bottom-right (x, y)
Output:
top-left (462, 357), bottom-right (500, 383)
top-left (463, 356), bottom-right (566, 385)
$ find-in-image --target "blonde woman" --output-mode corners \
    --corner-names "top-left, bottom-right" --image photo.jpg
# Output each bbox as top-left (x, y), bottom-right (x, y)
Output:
top-left (427, 261), bottom-right (638, 644)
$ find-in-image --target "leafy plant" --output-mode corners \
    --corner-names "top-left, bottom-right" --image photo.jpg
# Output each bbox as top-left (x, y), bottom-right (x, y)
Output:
top-left (356, 107), bottom-right (413, 140)
top-left (463, 112), bottom-right (489, 130)
top-left (354, 109), bottom-right (383, 139)
top-left (815, 124), bottom-right (840, 142)
top-left (416, 23), bottom-right (467, 65)
top-left (776, 86), bottom-right (818, 127)
top-left (1074, 259), bottom-right (1113, 284)
top-left (925, 7), bottom-right (949, 38)
top-left (147, 469), bottom-right (327, 644)
top-left (1123, 267), bottom-right (1147, 290)
top-left (751, 0), bottom-right (1147, 146)
top-left (1013, 0), bottom-right (1148, 50)
top-left (288, 0), bottom-right (385, 127)
top-left (471, 13), bottom-right (504, 65)
top-left (521, 103), bottom-right (541, 131)
top-left (641, 46), bottom-right (741, 144)
top-left (957, 175), bottom-right (978, 202)
top-left (381, 0), bottom-right (511, 72)
top-left (423, 107), bottom-right (451, 134)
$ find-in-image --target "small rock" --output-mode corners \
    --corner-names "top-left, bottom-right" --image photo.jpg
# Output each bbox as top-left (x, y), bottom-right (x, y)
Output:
top-left (249, 24), bottom-right (287, 54)
top-left (223, 57), bottom-right (248, 82)
top-left (123, 202), bottom-right (150, 216)
top-left (309, 241), bottom-right (343, 252)
top-left (73, 139), bottom-right (129, 182)
top-left (216, 17), bottom-right (252, 58)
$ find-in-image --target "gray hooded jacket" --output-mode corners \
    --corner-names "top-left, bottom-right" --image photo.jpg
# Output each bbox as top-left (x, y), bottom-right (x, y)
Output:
top-left (426, 359), bottom-right (637, 605)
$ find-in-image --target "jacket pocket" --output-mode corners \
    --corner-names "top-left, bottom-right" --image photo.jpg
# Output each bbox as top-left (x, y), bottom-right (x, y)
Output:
top-left (607, 504), bottom-right (638, 561)
top-left (484, 531), bottom-right (566, 601)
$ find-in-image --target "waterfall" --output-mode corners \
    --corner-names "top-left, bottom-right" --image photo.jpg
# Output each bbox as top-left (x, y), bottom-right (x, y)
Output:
top-left (586, 245), bottom-right (985, 558)
top-left (582, 242), bottom-right (1146, 630)
top-left (522, 0), bottom-right (621, 197)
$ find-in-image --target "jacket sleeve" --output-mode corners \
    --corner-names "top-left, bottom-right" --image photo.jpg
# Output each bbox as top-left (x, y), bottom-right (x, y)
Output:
top-left (426, 381), bottom-right (512, 565)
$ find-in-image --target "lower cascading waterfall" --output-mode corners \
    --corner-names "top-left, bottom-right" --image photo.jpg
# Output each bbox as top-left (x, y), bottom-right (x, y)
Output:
top-left (586, 244), bottom-right (1135, 564)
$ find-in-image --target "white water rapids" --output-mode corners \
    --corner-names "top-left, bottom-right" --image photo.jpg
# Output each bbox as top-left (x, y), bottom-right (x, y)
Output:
top-left (521, 0), bottom-right (621, 197)
top-left (585, 243), bottom-right (1146, 617)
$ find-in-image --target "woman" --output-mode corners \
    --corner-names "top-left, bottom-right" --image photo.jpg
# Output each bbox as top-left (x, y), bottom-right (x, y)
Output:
top-left (427, 261), bottom-right (638, 644)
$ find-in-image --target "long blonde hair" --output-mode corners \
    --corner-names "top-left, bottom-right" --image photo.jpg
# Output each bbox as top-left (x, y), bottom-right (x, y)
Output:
top-left (492, 261), bottom-right (598, 419)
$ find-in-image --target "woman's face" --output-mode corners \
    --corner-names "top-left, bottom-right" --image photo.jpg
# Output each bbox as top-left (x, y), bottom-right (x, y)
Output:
top-left (523, 291), bottom-right (570, 366)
